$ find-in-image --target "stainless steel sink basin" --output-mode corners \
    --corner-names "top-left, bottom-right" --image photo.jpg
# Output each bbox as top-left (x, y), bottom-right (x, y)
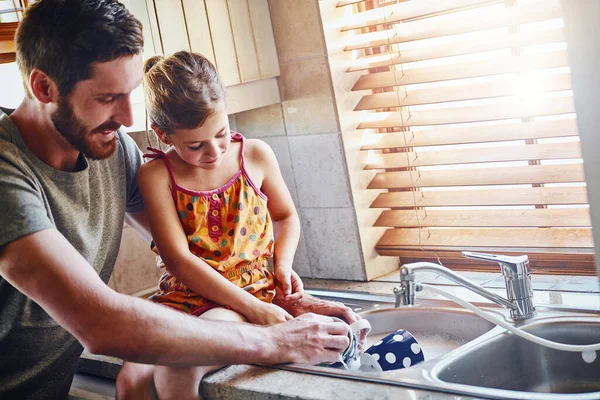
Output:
top-left (279, 290), bottom-right (600, 400)
top-left (434, 318), bottom-right (600, 394)
top-left (362, 306), bottom-right (497, 361)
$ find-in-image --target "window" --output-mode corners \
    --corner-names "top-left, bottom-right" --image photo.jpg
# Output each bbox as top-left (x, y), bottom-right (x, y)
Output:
top-left (0, 1), bottom-right (27, 64)
top-left (328, 0), bottom-right (595, 275)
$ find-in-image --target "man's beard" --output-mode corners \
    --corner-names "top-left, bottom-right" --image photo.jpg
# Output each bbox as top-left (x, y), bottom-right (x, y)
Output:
top-left (51, 98), bottom-right (120, 160)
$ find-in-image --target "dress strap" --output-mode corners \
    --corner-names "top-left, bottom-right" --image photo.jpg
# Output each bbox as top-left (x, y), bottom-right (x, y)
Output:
top-left (143, 146), bottom-right (166, 160)
top-left (144, 147), bottom-right (179, 200)
top-left (230, 132), bottom-right (246, 169)
top-left (230, 132), bottom-right (268, 201)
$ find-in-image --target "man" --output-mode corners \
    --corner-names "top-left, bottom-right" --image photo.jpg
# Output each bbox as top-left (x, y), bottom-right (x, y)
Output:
top-left (0, 1), bottom-right (355, 398)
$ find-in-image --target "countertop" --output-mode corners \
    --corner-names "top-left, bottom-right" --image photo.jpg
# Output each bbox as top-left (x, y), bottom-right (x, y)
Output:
top-left (76, 275), bottom-right (600, 399)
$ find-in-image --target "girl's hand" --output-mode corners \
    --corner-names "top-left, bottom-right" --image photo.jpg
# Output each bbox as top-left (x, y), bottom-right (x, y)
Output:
top-left (246, 301), bottom-right (293, 326)
top-left (275, 267), bottom-right (304, 302)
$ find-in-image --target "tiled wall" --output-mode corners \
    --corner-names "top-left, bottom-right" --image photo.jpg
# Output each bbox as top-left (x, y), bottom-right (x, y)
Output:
top-left (231, 0), bottom-right (367, 280)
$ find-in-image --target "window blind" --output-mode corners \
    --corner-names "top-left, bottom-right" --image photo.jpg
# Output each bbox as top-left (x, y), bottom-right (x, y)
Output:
top-left (0, 1), bottom-right (27, 64)
top-left (338, 0), bottom-right (595, 274)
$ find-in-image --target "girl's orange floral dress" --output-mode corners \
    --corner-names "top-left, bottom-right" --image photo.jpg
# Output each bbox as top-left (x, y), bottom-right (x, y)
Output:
top-left (144, 133), bottom-right (276, 315)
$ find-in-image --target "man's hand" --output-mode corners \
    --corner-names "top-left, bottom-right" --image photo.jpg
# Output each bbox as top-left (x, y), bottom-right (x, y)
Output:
top-left (273, 291), bottom-right (360, 324)
top-left (274, 267), bottom-right (304, 302)
top-left (265, 313), bottom-right (349, 365)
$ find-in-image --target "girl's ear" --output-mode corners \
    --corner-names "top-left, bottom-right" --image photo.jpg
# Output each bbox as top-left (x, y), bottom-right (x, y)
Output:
top-left (152, 125), bottom-right (172, 145)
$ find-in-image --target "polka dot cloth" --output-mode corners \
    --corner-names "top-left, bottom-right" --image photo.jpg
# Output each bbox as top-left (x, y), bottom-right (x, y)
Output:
top-left (360, 329), bottom-right (424, 372)
top-left (144, 133), bottom-right (276, 315)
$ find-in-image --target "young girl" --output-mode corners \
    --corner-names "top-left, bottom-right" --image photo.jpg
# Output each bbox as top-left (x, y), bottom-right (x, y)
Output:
top-left (118, 51), bottom-right (305, 399)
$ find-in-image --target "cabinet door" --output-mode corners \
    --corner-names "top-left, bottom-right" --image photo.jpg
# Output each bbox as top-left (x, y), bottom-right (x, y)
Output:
top-left (120, 0), bottom-right (161, 58)
top-left (181, 0), bottom-right (216, 66)
top-left (153, 0), bottom-right (190, 54)
top-left (247, 0), bottom-right (280, 79)
top-left (120, 0), bottom-right (159, 132)
top-left (204, 0), bottom-right (241, 86)
top-left (140, 0), bottom-right (281, 114)
top-left (227, 0), bottom-right (260, 82)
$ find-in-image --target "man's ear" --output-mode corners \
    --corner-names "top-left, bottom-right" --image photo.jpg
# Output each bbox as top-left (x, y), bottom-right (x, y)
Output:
top-left (29, 69), bottom-right (60, 104)
top-left (151, 125), bottom-right (172, 145)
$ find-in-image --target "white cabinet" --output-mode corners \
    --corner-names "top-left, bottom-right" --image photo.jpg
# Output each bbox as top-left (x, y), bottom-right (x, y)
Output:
top-left (181, 0), bottom-right (216, 66)
top-left (145, 0), bottom-right (281, 114)
top-left (119, 0), bottom-right (161, 61)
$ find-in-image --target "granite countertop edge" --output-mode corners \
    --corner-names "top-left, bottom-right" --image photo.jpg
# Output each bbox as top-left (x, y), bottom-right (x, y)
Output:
top-left (76, 355), bottom-right (479, 400)
top-left (77, 278), bottom-right (599, 399)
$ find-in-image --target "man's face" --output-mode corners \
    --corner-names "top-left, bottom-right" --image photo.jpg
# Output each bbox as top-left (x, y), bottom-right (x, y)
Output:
top-left (51, 53), bottom-right (143, 160)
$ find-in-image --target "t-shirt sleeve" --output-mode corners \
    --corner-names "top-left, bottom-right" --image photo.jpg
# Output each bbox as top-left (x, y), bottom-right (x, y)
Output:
top-left (0, 148), bottom-right (54, 249)
top-left (119, 131), bottom-right (145, 213)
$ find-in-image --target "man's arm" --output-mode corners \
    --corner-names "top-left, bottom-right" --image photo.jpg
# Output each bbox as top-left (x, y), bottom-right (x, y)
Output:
top-left (0, 229), bottom-right (348, 367)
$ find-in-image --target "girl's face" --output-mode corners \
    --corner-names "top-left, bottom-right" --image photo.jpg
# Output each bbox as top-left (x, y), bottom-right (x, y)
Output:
top-left (158, 104), bottom-right (231, 170)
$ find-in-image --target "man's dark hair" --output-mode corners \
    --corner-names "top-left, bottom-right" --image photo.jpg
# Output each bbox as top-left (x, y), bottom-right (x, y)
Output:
top-left (15, 0), bottom-right (144, 97)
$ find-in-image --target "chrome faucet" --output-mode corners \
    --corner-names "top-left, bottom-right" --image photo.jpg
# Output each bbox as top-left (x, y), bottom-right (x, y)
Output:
top-left (394, 251), bottom-right (536, 320)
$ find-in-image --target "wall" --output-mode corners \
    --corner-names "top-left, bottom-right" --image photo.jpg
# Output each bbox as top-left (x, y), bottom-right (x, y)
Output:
top-left (317, 0), bottom-right (398, 280)
top-left (229, 0), bottom-right (367, 281)
top-left (561, 0), bottom-right (600, 279)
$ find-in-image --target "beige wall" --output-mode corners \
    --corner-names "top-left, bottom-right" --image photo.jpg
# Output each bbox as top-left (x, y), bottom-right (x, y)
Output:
top-left (230, 0), bottom-right (368, 281)
top-left (317, 1), bottom-right (398, 280)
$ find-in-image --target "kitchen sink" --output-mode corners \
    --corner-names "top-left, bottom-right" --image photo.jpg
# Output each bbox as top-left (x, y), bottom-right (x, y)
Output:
top-left (279, 289), bottom-right (600, 400)
top-left (362, 306), bottom-right (497, 361)
top-left (433, 318), bottom-right (600, 394)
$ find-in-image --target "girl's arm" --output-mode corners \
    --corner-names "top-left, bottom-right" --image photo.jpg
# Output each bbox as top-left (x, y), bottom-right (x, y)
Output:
top-left (247, 140), bottom-right (303, 300)
top-left (138, 158), bottom-right (292, 325)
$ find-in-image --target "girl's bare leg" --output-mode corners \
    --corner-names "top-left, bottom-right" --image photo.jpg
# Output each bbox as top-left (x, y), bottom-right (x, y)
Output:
top-left (116, 361), bottom-right (158, 400)
top-left (153, 307), bottom-right (247, 400)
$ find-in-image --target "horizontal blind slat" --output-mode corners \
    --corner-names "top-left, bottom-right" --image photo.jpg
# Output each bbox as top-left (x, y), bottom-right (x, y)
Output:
top-left (365, 142), bottom-right (581, 169)
top-left (342, 0), bottom-right (498, 31)
top-left (0, 22), bottom-right (18, 41)
top-left (377, 249), bottom-right (595, 260)
top-left (0, 39), bottom-right (14, 53)
top-left (336, 0), bottom-right (364, 7)
top-left (355, 72), bottom-right (571, 110)
top-left (371, 187), bottom-right (589, 208)
top-left (349, 28), bottom-right (565, 72)
top-left (345, 0), bottom-right (560, 50)
top-left (377, 227), bottom-right (594, 248)
top-left (358, 96), bottom-right (575, 128)
top-left (368, 164), bottom-right (585, 189)
top-left (353, 51), bottom-right (569, 91)
top-left (375, 209), bottom-right (591, 228)
top-left (361, 119), bottom-right (578, 149)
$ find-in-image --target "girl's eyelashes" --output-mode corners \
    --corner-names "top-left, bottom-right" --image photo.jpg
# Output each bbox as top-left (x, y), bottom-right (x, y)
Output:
top-left (187, 130), bottom-right (228, 151)
top-left (189, 143), bottom-right (204, 151)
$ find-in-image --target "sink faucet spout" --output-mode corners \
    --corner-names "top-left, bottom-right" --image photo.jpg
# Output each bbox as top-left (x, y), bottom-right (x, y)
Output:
top-left (395, 253), bottom-right (536, 320)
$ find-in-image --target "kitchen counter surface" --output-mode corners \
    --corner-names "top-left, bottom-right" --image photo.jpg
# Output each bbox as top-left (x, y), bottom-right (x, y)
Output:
top-left (75, 276), bottom-right (599, 399)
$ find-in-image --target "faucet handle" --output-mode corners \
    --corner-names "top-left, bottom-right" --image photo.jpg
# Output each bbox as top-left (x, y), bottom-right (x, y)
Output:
top-left (462, 251), bottom-right (535, 320)
top-left (462, 251), bottom-right (529, 277)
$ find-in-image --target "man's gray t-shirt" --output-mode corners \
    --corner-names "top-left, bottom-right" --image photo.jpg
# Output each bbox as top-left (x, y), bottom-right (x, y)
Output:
top-left (0, 108), bottom-right (144, 399)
